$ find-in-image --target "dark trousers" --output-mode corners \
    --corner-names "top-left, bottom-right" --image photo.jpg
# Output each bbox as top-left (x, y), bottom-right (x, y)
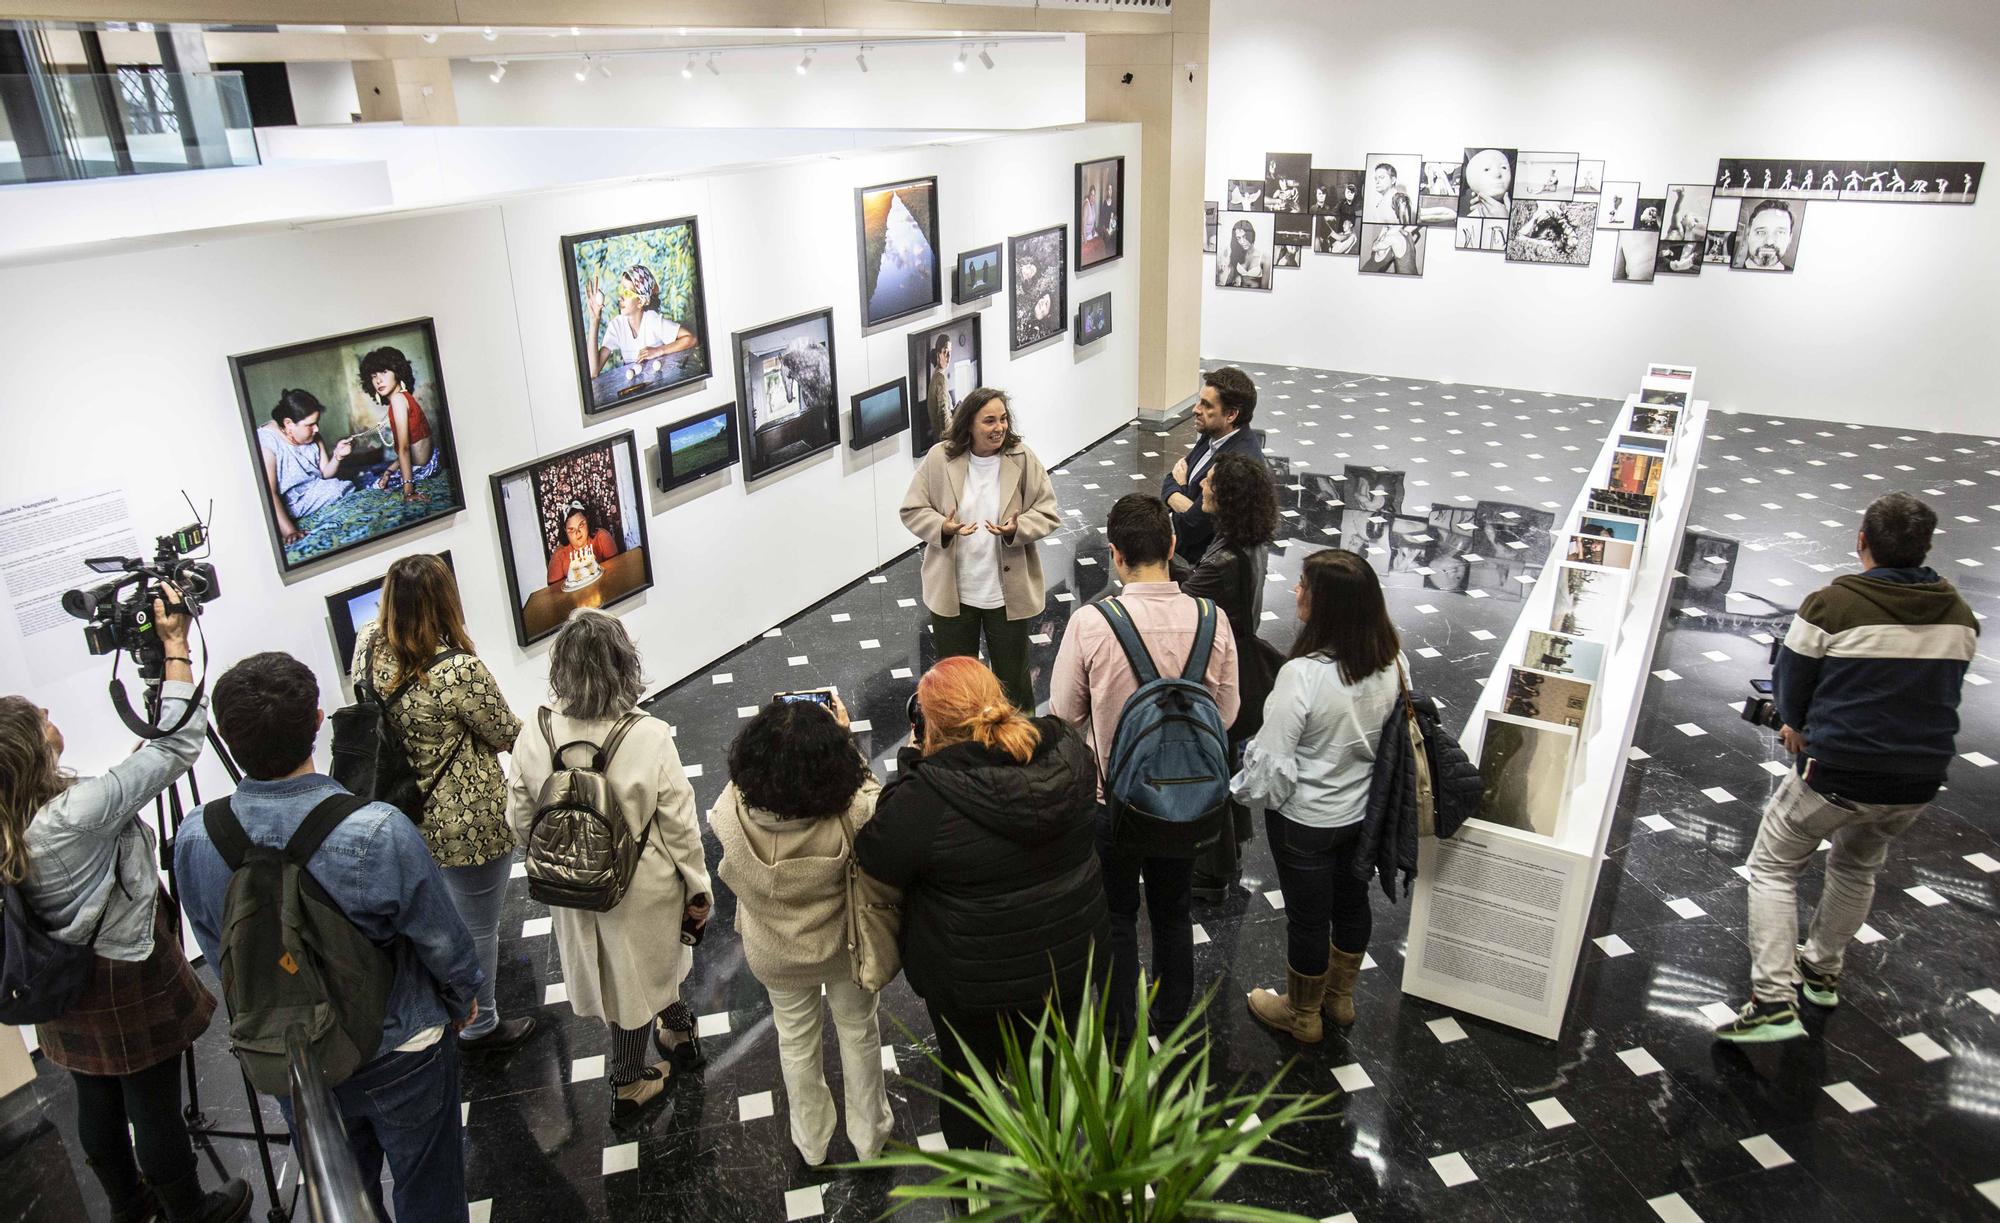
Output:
top-left (71, 1056), bottom-right (196, 1192)
top-left (922, 1002), bottom-right (1021, 1152)
top-left (1096, 807), bottom-right (1196, 1043)
top-left (932, 606), bottom-right (1035, 713)
top-left (280, 1038), bottom-right (468, 1223)
top-left (1265, 811), bottom-right (1373, 975)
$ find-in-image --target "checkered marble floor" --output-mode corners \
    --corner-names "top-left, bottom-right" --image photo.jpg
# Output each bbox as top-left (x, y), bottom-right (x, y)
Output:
top-left (3, 363), bottom-right (1995, 1222)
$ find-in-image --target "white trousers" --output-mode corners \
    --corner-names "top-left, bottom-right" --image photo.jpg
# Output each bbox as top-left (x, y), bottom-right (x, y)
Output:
top-left (764, 967), bottom-right (895, 1164)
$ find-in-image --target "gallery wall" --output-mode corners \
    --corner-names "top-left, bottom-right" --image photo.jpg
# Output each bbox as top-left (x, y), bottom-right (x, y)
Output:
top-left (0, 122), bottom-right (1141, 796)
top-left (1201, 0), bottom-right (2000, 433)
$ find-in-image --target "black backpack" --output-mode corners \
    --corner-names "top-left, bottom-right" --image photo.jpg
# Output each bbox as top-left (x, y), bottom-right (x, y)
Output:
top-left (521, 709), bottom-right (649, 912)
top-left (0, 879), bottom-right (101, 1025)
top-left (202, 794), bottom-right (395, 1096)
top-left (1096, 598), bottom-right (1234, 857)
top-left (329, 642), bottom-right (469, 823)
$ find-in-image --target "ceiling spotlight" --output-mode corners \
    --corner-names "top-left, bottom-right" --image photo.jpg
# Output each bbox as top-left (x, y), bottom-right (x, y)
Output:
top-left (488, 59), bottom-right (507, 83)
top-left (796, 48), bottom-right (815, 75)
top-left (706, 52), bottom-right (721, 76)
top-left (575, 56), bottom-right (590, 82)
top-left (570, 25), bottom-right (581, 36)
top-left (419, 31), bottom-right (438, 44)
top-left (855, 46), bottom-right (869, 73)
top-left (681, 54), bottom-right (696, 79)
top-left (953, 45), bottom-right (969, 72)
top-left (979, 44), bottom-right (995, 70)
top-left (481, 26), bottom-right (496, 40)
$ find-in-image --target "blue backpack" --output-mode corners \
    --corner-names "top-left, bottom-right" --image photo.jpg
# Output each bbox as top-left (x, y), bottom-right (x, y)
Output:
top-left (1096, 597), bottom-right (1233, 857)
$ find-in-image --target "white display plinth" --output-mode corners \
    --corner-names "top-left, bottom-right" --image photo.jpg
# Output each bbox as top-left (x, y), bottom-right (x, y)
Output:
top-left (1400, 396), bottom-right (1708, 1039)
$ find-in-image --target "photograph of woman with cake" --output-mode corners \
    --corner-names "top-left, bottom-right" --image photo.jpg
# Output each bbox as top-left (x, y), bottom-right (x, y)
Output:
top-left (231, 317), bottom-right (466, 574)
top-left (490, 431), bottom-right (653, 645)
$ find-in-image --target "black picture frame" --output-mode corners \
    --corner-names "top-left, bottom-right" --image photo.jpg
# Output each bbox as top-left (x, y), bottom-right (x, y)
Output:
top-left (1075, 292), bottom-right (1113, 346)
top-left (559, 215), bottom-right (713, 417)
top-left (732, 307), bottom-right (842, 482)
top-left (1075, 155), bottom-right (1126, 271)
top-left (849, 377), bottom-right (911, 451)
top-left (656, 403), bottom-right (740, 492)
top-left (489, 430), bottom-right (654, 647)
top-left (907, 313), bottom-right (983, 459)
top-left (324, 550), bottom-right (454, 674)
top-left (1008, 224), bottom-right (1069, 352)
top-left (855, 175), bottom-right (942, 328)
top-left (953, 243), bottom-right (1002, 305)
top-left (229, 316), bottom-right (467, 576)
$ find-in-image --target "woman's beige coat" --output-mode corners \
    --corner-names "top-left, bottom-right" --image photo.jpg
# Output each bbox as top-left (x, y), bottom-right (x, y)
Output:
top-left (899, 440), bottom-right (1061, 621)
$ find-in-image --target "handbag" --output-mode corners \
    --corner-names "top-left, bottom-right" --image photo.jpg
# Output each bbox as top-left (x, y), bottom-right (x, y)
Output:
top-left (330, 642), bottom-right (468, 824)
top-left (833, 807), bottom-right (903, 993)
top-left (1397, 660), bottom-right (1437, 838)
top-left (0, 872), bottom-right (109, 1025)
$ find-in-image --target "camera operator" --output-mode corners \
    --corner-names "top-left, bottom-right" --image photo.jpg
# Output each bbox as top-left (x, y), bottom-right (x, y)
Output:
top-left (0, 588), bottom-right (252, 1222)
top-left (1715, 493), bottom-right (1979, 1044)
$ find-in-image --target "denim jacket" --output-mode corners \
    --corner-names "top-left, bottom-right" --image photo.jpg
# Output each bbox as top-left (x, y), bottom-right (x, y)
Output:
top-left (174, 773), bottom-right (483, 1053)
top-left (20, 680), bottom-right (205, 962)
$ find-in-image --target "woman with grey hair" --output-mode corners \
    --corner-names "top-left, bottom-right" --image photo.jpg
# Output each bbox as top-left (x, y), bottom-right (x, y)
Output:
top-left (505, 609), bottom-right (712, 1122)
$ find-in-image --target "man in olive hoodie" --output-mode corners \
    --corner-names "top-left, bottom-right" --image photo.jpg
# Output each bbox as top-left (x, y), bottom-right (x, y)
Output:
top-left (1717, 492), bottom-right (1978, 1043)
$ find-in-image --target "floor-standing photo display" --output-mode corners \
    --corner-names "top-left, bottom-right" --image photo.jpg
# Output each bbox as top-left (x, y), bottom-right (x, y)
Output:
top-left (855, 176), bottom-right (941, 328)
top-left (230, 317), bottom-right (466, 573)
top-left (490, 431), bottom-right (653, 646)
top-left (733, 308), bottom-right (841, 480)
top-left (1008, 224), bottom-right (1068, 350)
top-left (560, 216), bottom-right (712, 415)
top-left (906, 313), bottom-right (982, 458)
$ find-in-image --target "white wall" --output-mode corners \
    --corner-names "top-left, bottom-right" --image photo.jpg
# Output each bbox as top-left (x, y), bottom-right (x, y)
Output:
top-left (0, 123), bottom-right (1142, 795)
top-left (1202, 0), bottom-right (2000, 433)
top-left (286, 60), bottom-right (361, 126)
top-left (450, 37), bottom-right (1084, 131)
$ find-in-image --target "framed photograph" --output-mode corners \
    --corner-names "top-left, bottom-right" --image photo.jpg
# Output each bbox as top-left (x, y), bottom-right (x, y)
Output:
top-left (855, 176), bottom-right (941, 328)
top-left (908, 313), bottom-right (982, 458)
top-left (1705, 197), bottom-right (1742, 263)
top-left (1645, 362), bottom-right (1696, 382)
top-left (849, 377), bottom-right (910, 451)
top-left (1517, 152), bottom-right (1580, 201)
top-left (1505, 201), bottom-right (1598, 266)
top-left (953, 243), bottom-right (1002, 305)
top-left (490, 431), bottom-right (652, 647)
top-left (1456, 216), bottom-right (1508, 252)
top-left (1311, 169), bottom-right (1364, 222)
top-left (1217, 211), bottom-right (1276, 288)
top-left (656, 403), bottom-right (739, 492)
top-left (1263, 152), bottom-right (1310, 214)
top-left (561, 217), bottom-right (712, 416)
top-left (1314, 214), bottom-right (1360, 255)
top-left (1565, 532), bottom-right (1637, 569)
top-left (1204, 202), bottom-right (1219, 254)
top-left (1075, 292), bottom-right (1113, 345)
top-left (1550, 560), bottom-right (1628, 642)
top-left (231, 317), bottom-right (467, 574)
top-left (732, 308), bottom-right (840, 481)
top-left (1226, 178), bottom-right (1266, 211)
top-left (1597, 182), bottom-right (1641, 229)
top-left (1008, 224), bottom-right (1069, 351)
top-left (1076, 156), bottom-right (1126, 271)
top-left (1274, 245), bottom-right (1303, 269)
top-left (1477, 711), bottom-right (1578, 838)
top-left (1575, 159), bottom-right (1606, 195)
top-left (1503, 665), bottom-right (1595, 731)
top-left (1359, 223), bottom-right (1426, 276)
top-left (1419, 160), bottom-right (1462, 225)
top-left (1523, 628), bottom-right (1606, 687)
top-left (1459, 147), bottom-right (1517, 220)
top-left (1273, 210), bottom-right (1311, 248)
top-left (325, 551), bottom-right (453, 674)
top-left (1635, 197), bottom-right (1665, 232)
top-left (1732, 198), bottom-right (1806, 272)
top-left (1362, 154), bottom-right (1423, 225)
top-left (1661, 184), bottom-right (1715, 244)
top-left (1611, 231), bottom-right (1659, 283)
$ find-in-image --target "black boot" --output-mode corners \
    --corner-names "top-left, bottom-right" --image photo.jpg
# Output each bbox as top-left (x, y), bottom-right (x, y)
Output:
top-left (151, 1166), bottom-right (251, 1223)
top-left (86, 1155), bottom-right (159, 1223)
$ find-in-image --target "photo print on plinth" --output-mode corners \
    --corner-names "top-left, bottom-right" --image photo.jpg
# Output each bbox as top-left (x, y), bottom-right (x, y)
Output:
top-left (561, 216), bottom-right (712, 417)
top-left (1516, 152), bottom-right (1580, 201)
top-left (1616, 432), bottom-right (1669, 460)
top-left (1362, 154), bottom-right (1422, 226)
top-left (1704, 197), bottom-right (1741, 264)
top-left (1204, 202), bottom-right (1219, 254)
top-left (1314, 214), bottom-right (1361, 255)
top-left (1566, 533), bottom-right (1637, 570)
top-left (1575, 159), bottom-right (1605, 195)
top-left (1075, 292), bottom-right (1114, 345)
top-left (1226, 178), bottom-right (1266, 211)
top-left (325, 551), bottom-right (453, 674)
top-left (907, 313), bottom-right (983, 458)
top-left (1597, 181), bottom-right (1640, 229)
top-left (1008, 224), bottom-right (1069, 350)
top-left (1503, 665), bottom-right (1595, 731)
top-left (1263, 152), bottom-right (1311, 214)
top-left (1639, 385), bottom-right (1687, 409)
top-left (849, 377), bottom-right (910, 451)
top-left (1523, 628), bottom-right (1607, 687)
top-left (1550, 560), bottom-right (1627, 642)
top-left (1419, 160), bottom-right (1463, 226)
top-left (1713, 157), bottom-right (1981, 203)
top-left (1216, 211), bottom-right (1276, 289)
top-left (1477, 712), bottom-right (1578, 839)
top-left (732, 308), bottom-right (841, 482)
top-left (656, 403), bottom-right (739, 493)
top-left (1578, 510), bottom-right (1646, 549)
top-left (1075, 155), bottom-right (1126, 271)
top-left (1628, 404), bottom-right (1681, 436)
top-left (231, 317), bottom-right (467, 574)
top-left (953, 243), bottom-right (1002, 305)
top-left (1587, 486), bottom-right (1656, 521)
top-left (490, 430), bottom-right (652, 647)
top-left (1731, 198), bottom-right (1806, 272)
top-left (855, 176), bottom-right (941, 329)
top-left (1505, 200), bottom-right (1598, 266)
top-left (1359, 223), bottom-right (1426, 276)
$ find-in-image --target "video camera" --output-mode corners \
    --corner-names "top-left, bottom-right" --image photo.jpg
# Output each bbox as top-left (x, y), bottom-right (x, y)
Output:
top-left (1738, 631), bottom-right (1785, 731)
top-left (62, 523), bottom-right (221, 685)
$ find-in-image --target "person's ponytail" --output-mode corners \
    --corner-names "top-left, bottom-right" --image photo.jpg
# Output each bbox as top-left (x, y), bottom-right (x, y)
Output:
top-left (968, 702), bottom-right (1041, 765)
top-left (917, 658), bottom-right (1041, 763)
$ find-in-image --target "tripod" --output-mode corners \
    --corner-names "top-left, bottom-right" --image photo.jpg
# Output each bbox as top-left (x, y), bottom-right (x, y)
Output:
top-left (146, 685), bottom-right (295, 1223)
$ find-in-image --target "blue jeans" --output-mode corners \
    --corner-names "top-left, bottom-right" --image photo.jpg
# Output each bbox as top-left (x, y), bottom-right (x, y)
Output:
top-left (1095, 806), bottom-right (1195, 1044)
top-left (440, 852), bottom-right (513, 1040)
top-left (1264, 811), bottom-right (1372, 975)
top-left (282, 1039), bottom-right (467, 1223)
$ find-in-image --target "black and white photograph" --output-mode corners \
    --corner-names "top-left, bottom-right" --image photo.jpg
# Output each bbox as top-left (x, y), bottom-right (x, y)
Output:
top-left (1504, 200), bottom-right (1597, 266)
top-left (907, 312), bottom-right (982, 458)
top-left (1419, 160), bottom-right (1462, 225)
top-left (1503, 665), bottom-right (1595, 731)
top-left (731, 307), bottom-right (840, 482)
top-left (1008, 223), bottom-right (1069, 349)
top-left (1076, 155), bottom-right (1125, 270)
top-left (1661, 183), bottom-right (1715, 243)
top-left (1310, 168), bottom-right (1363, 221)
top-left (1204, 201), bottom-right (1219, 253)
top-left (1656, 239), bottom-right (1703, 276)
top-left (953, 243), bottom-right (1002, 305)
top-left (1226, 178), bottom-right (1266, 211)
top-left (1588, 486), bottom-right (1656, 519)
top-left (848, 377), bottom-right (909, 451)
top-left (1458, 147), bottom-right (1516, 219)
top-left (1477, 712), bottom-right (1577, 838)
top-left (1274, 245), bottom-right (1303, 269)
top-left (491, 431), bottom-right (653, 646)
top-left (1704, 196), bottom-right (1741, 263)
top-left (1263, 152), bottom-right (1311, 214)
top-left (1314, 214), bottom-right (1360, 255)
top-left (1362, 153), bottom-right (1423, 225)
top-left (1455, 216), bottom-right (1508, 252)
top-left (1634, 196), bottom-right (1666, 232)
top-left (1273, 209), bottom-right (1311, 248)
top-left (1342, 464), bottom-right (1406, 516)
top-left (1713, 157), bottom-right (1981, 204)
top-left (1216, 210), bottom-right (1276, 289)
top-left (1549, 560), bottom-right (1627, 641)
top-left (854, 176), bottom-right (942, 328)
top-left (1597, 181), bottom-right (1640, 229)
top-left (1639, 385), bottom-right (1686, 408)
top-left (1611, 229), bottom-right (1659, 283)
top-left (1524, 628), bottom-right (1607, 687)
top-left (1473, 498), bottom-right (1556, 568)
top-left (1731, 198), bottom-right (1806, 272)
top-left (1516, 151), bottom-right (1580, 200)
top-left (1629, 404), bottom-right (1681, 435)
top-left (1575, 159), bottom-right (1605, 195)
top-left (1075, 291), bottom-right (1113, 344)
top-left (1359, 222), bottom-right (1426, 276)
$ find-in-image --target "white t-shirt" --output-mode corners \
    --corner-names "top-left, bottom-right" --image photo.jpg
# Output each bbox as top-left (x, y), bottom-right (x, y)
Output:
top-left (600, 310), bottom-right (685, 363)
top-left (953, 452), bottom-right (1006, 610)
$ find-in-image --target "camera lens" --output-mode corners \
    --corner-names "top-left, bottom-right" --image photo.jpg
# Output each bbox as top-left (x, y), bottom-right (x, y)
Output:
top-left (61, 581), bottom-right (117, 619)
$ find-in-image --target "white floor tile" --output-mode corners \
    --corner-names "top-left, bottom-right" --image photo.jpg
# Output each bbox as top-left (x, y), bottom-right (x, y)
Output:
top-left (1964, 852), bottom-right (2000, 873)
top-left (1675, 722), bottom-right (1708, 737)
top-left (570, 1055), bottom-right (604, 1083)
top-left (1617, 1047), bottom-right (1664, 1076)
top-left (601, 1142), bottom-right (638, 1175)
top-left (1969, 987), bottom-right (2000, 1014)
top-left (1426, 1017), bottom-right (1468, 1044)
top-left (1360, 953), bottom-right (1379, 970)
top-left (1594, 934), bottom-right (1634, 958)
top-left (1191, 922), bottom-right (1210, 946)
top-left (1854, 922), bottom-right (1884, 943)
top-left (521, 917), bottom-right (551, 938)
top-left (1428, 1152), bottom-right (1478, 1187)
top-left (1898, 1032), bottom-right (1950, 1062)
top-left (784, 1185), bottom-right (825, 1220)
top-left (1648, 1192), bottom-right (1704, 1223)
top-left (1961, 751), bottom-right (1996, 767)
top-left (1628, 746), bottom-right (1652, 762)
top-left (1739, 1133), bottom-right (1793, 1169)
top-left (1732, 865), bottom-right (1754, 882)
top-left (1822, 1081), bottom-right (1876, 1112)
top-left (1903, 884), bottom-right (1948, 907)
top-left (1700, 786), bottom-right (1735, 804)
top-left (509, 861), bottom-right (527, 878)
top-left (1264, 889), bottom-right (1285, 909)
top-left (917, 1132), bottom-right (947, 1152)
top-left (1332, 1063), bottom-right (1374, 1092)
top-left (1667, 897), bottom-right (1707, 919)
top-left (468, 1200), bottom-right (492, 1223)
top-left (739, 1090), bottom-right (775, 1121)
top-left (1977, 1177), bottom-right (2000, 1208)
top-left (1527, 1098), bottom-right (1574, 1129)
top-left (1638, 814), bottom-right (1674, 832)
top-left (543, 982), bottom-right (568, 1006)
top-left (1698, 1002), bottom-right (1738, 1027)
top-left (1652, 669), bottom-right (1681, 682)
top-left (880, 1044), bottom-right (899, 1073)
top-left (1759, 760), bottom-right (1790, 776)
top-left (697, 1011), bottom-right (732, 1037)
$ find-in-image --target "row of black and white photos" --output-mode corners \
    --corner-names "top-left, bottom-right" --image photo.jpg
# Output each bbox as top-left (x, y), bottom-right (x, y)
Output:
top-left (1714, 157), bottom-right (1981, 204)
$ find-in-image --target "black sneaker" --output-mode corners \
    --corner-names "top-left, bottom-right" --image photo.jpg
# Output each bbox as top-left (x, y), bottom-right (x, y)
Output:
top-left (1713, 998), bottom-right (1805, 1044)
top-left (459, 1015), bottom-right (538, 1054)
top-left (1795, 950), bottom-right (1840, 1007)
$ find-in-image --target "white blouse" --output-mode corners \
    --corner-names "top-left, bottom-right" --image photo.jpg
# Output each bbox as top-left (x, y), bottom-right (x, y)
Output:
top-left (1231, 652), bottom-right (1406, 829)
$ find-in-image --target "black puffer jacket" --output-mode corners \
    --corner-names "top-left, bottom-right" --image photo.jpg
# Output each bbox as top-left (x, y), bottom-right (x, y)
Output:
top-left (855, 716), bottom-right (1108, 1015)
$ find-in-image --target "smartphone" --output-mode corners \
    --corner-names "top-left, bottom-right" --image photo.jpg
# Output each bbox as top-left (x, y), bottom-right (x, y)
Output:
top-left (775, 686), bottom-right (838, 709)
top-left (1750, 679), bottom-right (1774, 695)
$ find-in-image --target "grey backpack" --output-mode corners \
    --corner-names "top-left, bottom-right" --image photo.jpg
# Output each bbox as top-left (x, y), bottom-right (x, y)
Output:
top-left (522, 708), bottom-right (647, 912)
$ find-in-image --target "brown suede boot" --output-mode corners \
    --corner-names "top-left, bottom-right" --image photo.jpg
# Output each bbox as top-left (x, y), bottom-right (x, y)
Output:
top-left (1322, 947), bottom-right (1365, 1027)
top-left (1246, 965), bottom-right (1329, 1044)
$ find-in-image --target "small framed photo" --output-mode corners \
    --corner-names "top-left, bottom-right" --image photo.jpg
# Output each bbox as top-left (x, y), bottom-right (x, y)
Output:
top-left (855, 176), bottom-right (942, 328)
top-left (908, 313), bottom-right (983, 458)
top-left (953, 243), bottom-right (1002, 305)
top-left (1226, 178), bottom-right (1266, 211)
top-left (1362, 153), bottom-right (1423, 224)
top-left (1075, 292), bottom-right (1113, 346)
top-left (849, 377), bottom-right (910, 451)
top-left (490, 431), bottom-right (653, 647)
top-left (1575, 159), bottom-right (1606, 195)
top-left (1597, 182), bottom-right (1641, 229)
top-left (1732, 198), bottom-right (1807, 272)
top-left (1517, 152), bottom-right (1581, 201)
top-left (733, 308), bottom-right (841, 481)
top-left (1204, 201), bottom-right (1219, 253)
top-left (1075, 155), bottom-right (1126, 271)
top-left (656, 403), bottom-right (739, 492)
top-left (561, 216), bottom-right (713, 416)
top-left (325, 551), bottom-right (453, 674)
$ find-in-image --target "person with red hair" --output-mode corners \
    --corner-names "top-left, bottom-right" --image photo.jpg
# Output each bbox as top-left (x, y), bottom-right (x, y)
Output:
top-left (855, 656), bottom-right (1106, 1151)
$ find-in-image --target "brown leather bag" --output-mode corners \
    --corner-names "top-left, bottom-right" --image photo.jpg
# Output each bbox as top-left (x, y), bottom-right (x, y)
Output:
top-left (834, 807), bottom-right (904, 992)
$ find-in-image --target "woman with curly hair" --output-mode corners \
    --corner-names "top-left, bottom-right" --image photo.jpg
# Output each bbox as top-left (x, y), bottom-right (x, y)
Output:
top-left (711, 695), bottom-right (895, 1166)
top-left (359, 345), bottom-right (435, 501)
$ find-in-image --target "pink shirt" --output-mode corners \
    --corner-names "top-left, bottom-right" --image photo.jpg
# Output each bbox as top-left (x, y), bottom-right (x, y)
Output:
top-left (1050, 581), bottom-right (1241, 800)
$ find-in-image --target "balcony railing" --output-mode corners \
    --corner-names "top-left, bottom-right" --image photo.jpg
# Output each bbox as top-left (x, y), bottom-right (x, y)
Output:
top-left (0, 68), bottom-right (259, 185)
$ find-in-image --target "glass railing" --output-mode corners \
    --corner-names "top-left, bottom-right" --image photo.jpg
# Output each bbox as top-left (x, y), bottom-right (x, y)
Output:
top-left (0, 68), bottom-right (259, 185)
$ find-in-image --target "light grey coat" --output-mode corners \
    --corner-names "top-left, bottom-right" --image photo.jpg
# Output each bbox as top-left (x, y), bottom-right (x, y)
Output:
top-left (899, 440), bottom-right (1062, 621)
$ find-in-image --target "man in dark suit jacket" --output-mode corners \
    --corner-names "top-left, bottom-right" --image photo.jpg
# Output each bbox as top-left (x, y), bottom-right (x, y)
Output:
top-left (1160, 366), bottom-right (1267, 561)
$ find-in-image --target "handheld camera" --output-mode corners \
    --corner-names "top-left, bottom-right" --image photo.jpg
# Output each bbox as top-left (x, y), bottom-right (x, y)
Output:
top-left (62, 523), bottom-right (221, 686)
